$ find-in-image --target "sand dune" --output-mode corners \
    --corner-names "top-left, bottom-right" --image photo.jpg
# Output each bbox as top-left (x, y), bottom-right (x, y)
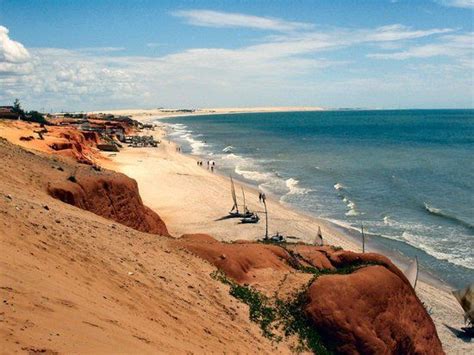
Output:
top-left (0, 139), bottom-right (288, 354)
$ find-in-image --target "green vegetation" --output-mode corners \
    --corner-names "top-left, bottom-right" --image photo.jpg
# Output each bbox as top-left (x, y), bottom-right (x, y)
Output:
top-left (9, 99), bottom-right (47, 124)
top-left (211, 241), bottom-right (384, 354)
top-left (27, 110), bottom-right (48, 124)
top-left (12, 98), bottom-right (23, 116)
top-left (211, 270), bottom-right (331, 354)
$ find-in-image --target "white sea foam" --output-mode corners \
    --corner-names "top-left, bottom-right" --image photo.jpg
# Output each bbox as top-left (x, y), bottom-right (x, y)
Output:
top-left (285, 178), bottom-right (312, 195)
top-left (235, 167), bottom-right (273, 183)
top-left (424, 202), bottom-right (442, 215)
top-left (341, 196), bottom-right (359, 216)
top-left (165, 123), bottom-right (209, 154)
top-left (398, 231), bottom-right (474, 270)
top-left (222, 145), bottom-right (234, 153)
top-left (334, 183), bottom-right (345, 191)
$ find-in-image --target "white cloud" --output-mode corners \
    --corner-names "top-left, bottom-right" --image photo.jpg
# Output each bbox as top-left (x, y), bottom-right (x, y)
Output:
top-left (0, 25), bottom-right (32, 75)
top-left (172, 9), bottom-right (313, 32)
top-left (367, 33), bottom-right (473, 62)
top-left (365, 24), bottom-right (453, 42)
top-left (0, 17), bottom-right (471, 110)
top-left (437, 0), bottom-right (474, 9)
top-left (0, 25), bottom-right (30, 63)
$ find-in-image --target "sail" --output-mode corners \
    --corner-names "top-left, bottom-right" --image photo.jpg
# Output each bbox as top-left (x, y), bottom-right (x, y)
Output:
top-left (316, 226), bottom-right (323, 246)
top-left (452, 284), bottom-right (474, 324)
top-left (230, 176), bottom-right (238, 212)
top-left (241, 187), bottom-right (247, 212)
top-left (404, 257), bottom-right (418, 289)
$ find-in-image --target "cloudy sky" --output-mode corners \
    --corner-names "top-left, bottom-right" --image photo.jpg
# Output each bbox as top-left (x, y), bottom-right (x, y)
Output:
top-left (0, 0), bottom-right (473, 111)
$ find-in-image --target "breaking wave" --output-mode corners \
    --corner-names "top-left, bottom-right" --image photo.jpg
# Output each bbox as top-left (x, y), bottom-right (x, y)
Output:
top-left (342, 196), bottom-right (359, 216)
top-left (423, 203), bottom-right (474, 230)
top-left (164, 123), bottom-right (209, 154)
top-left (285, 178), bottom-right (312, 195)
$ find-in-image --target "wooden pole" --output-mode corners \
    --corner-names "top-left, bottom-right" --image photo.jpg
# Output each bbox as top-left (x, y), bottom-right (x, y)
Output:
top-left (262, 195), bottom-right (268, 239)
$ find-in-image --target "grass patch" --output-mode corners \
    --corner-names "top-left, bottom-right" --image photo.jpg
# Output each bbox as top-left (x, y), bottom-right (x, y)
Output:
top-left (211, 270), bottom-right (331, 353)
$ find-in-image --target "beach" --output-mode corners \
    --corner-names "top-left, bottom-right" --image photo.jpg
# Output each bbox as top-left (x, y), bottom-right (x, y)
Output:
top-left (101, 119), bottom-right (471, 353)
top-left (91, 106), bottom-right (326, 123)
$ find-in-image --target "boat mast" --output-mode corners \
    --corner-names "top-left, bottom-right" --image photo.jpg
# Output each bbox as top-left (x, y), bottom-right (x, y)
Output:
top-left (241, 187), bottom-right (246, 213)
top-left (414, 256), bottom-right (419, 289)
top-left (230, 176), bottom-right (238, 213)
top-left (262, 194), bottom-right (268, 239)
top-left (317, 226), bottom-right (323, 246)
top-left (361, 223), bottom-right (365, 253)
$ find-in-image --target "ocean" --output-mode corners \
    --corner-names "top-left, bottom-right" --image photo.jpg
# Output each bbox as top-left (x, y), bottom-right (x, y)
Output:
top-left (161, 110), bottom-right (473, 288)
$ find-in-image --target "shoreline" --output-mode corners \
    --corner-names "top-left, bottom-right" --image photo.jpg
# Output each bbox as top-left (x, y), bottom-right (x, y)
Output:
top-left (156, 116), bottom-right (458, 291)
top-left (0, 114), bottom-right (467, 351)
top-left (90, 106), bottom-right (326, 124)
top-left (105, 124), bottom-right (469, 350)
top-left (101, 120), bottom-right (469, 351)
top-left (159, 120), bottom-right (452, 291)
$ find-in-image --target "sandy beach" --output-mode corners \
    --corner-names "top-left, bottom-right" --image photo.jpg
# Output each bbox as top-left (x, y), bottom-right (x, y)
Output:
top-left (91, 106), bottom-right (326, 124)
top-left (101, 121), bottom-right (471, 353)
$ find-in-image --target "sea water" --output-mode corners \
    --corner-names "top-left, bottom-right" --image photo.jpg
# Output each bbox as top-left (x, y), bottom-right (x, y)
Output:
top-left (162, 110), bottom-right (473, 288)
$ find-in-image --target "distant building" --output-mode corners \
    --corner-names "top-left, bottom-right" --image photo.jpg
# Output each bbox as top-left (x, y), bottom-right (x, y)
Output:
top-left (0, 106), bottom-right (20, 120)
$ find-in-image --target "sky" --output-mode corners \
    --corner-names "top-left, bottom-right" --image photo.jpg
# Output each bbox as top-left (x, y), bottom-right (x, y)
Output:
top-left (0, 0), bottom-right (473, 111)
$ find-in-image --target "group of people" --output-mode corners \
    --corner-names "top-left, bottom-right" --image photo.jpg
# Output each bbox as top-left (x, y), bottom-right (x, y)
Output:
top-left (258, 192), bottom-right (266, 203)
top-left (176, 146), bottom-right (181, 152)
top-left (197, 160), bottom-right (216, 172)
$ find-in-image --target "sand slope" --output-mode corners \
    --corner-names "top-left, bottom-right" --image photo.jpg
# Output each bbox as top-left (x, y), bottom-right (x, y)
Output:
top-left (0, 139), bottom-right (289, 354)
top-left (103, 128), bottom-right (472, 353)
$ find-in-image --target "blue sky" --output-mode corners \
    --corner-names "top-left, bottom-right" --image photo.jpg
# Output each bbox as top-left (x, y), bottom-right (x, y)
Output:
top-left (0, 0), bottom-right (473, 111)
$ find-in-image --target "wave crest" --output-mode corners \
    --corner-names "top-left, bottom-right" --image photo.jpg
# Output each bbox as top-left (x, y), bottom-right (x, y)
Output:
top-left (423, 203), bottom-right (473, 230)
top-left (285, 178), bottom-right (312, 195)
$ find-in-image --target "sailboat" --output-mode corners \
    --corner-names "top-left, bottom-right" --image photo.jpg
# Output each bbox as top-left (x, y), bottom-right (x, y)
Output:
top-left (404, 256), bottom-right (419, 289)
top-left (228, 176), bottom-right (253, 218)
top-left (241, 187), bottom-right (251, 216)
top-left (452, 284), bottom-right (473, 327)
top-left (228, 176), bottom-right (240, 217)
top-left (241, 213), bottom-right (260, 224)
top-left (315, 226), bottom-right (323, 246)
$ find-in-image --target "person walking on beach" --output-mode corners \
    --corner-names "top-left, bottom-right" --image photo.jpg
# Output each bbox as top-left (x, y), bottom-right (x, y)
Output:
top-left (211, 166), bottom-right (214, 173)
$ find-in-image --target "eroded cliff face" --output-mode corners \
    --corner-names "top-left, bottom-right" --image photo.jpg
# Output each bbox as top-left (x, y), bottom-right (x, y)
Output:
top-left (306, 266), bottom-right (443, 354)
top-left (48, 129), bottom-right (100, 165)
top-left (177, 234), bottom-right (444, 354)
top-left (0, 138), bottom-right (285, 354)
top-left (48, 167), bottom-right (170, 236)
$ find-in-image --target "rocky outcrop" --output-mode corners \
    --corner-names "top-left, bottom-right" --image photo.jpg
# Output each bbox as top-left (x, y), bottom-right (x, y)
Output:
top-left (177, 234), bottom-right (443, 354)
top-left (48, 167), bottom-right (169, 236)
top-left (48, 129), bottom-right (99, 165)
top-left (305, 265), bottom-right (444, 354)
top-left (177, 234), bottom-right (295, 283)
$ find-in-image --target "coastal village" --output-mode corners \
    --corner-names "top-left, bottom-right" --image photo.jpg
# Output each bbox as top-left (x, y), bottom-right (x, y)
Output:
top-left (0, 101), bottom-right (472, 354)
top-left (0, 104), bottom-right (161, 165)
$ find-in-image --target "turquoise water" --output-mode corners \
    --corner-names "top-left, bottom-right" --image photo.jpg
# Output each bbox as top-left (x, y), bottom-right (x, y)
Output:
top-left (163, 110), bottom-right (473, 288)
